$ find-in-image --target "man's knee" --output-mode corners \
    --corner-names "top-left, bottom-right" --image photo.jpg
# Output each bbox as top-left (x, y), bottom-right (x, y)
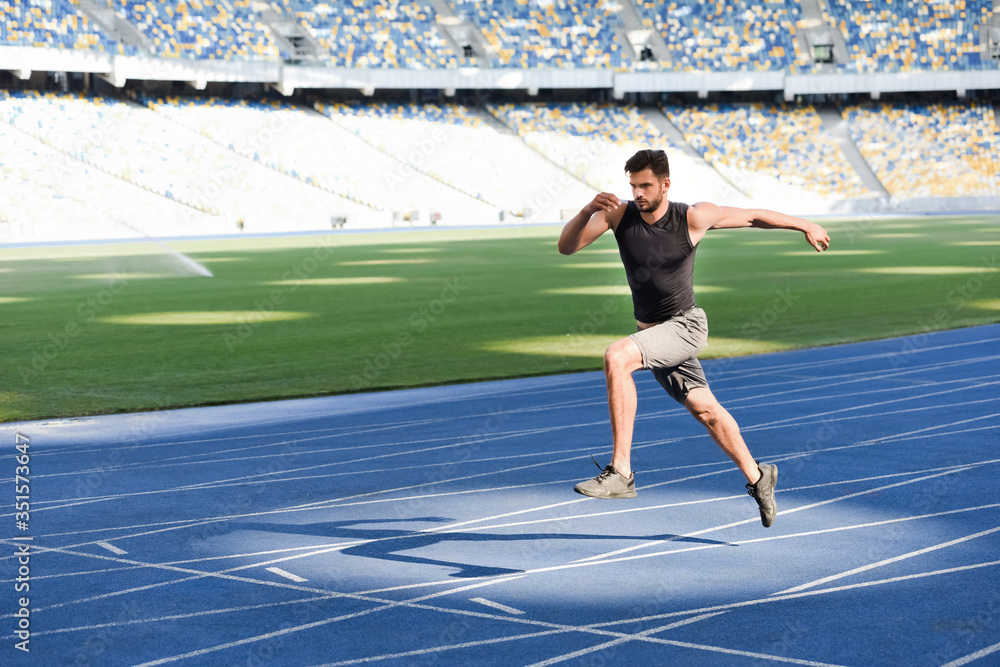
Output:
top-left (685, 388), bottom-right (721, 426)
top-left (604, 338), bottom-right (643, 375)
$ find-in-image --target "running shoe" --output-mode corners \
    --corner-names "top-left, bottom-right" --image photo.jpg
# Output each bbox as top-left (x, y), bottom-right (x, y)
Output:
top-left (746, 461), bottom-right (778, 527)
top-left (574, 458), bottom-right (636, 499)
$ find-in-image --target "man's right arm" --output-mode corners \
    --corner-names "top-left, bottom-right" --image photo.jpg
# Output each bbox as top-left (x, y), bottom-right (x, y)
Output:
top-left (557, 192), bottom-right (622, 255)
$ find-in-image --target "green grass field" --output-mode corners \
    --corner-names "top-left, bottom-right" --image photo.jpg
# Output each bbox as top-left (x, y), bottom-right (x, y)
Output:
top-left (2, 215), bottom-right (997, 422)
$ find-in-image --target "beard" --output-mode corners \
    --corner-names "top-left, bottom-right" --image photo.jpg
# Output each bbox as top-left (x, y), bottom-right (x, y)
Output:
top-left (635, 192), bottom-right (663, 212)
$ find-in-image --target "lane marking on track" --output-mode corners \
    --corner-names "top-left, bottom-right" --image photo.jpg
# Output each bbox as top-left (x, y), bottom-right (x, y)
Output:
top-left (470, 597), bottom-right (525, 615)
top-left (266, 567), bottom-right (308, 583)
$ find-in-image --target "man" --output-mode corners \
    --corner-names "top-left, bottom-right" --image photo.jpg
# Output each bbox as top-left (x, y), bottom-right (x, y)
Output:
top-left (557, 149), bottom-right (830, 527)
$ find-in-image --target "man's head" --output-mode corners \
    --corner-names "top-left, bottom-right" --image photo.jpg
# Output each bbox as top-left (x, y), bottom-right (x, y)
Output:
top-left (624, 149), bottom-right (670, 213)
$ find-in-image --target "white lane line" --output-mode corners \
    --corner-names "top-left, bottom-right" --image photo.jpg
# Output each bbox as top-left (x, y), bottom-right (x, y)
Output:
top-left (27, 406), bottom-right (516, 460)
top-left (708, 336), bottom-right (1000, 381)
top-left (435, 463), bottom-right (994, 538)
top-left (720, 363), bottom-right (998, 410)
top-left (319, 629), bottom-right (570, 666)
top-left (16, 454), bottom-right (998, 581)
top-left (570, 464), bottom-right (985, 564)
top-left (524, 613), bottom-right (731, 667)
top-left (24, 339), bottom-right (997, 465)
top-left (26, 357), bottom-right (995, 492)
top-left (32, 390), bottom-right (997, 522)
top-left (14, 411), bottom-right (998, 562)
top-left (21, 389), bottom-right (996, 520)
top-left (10, 534), bottom-right (1000, 665)
top-left (734, 396), bottom-right (999, 434)
top-left (774, 525), bottom-right (1000, 595)
top-left (866, 423), bottom-right (1000, 445)
top-left (324, 559), bottom-right (1000, 667)
top-left (41, 414), bottom-right (995, 522)
top-left (581, 560), bottom-right (1000, 632)
top-left (289, 412), bottom-right (997, 517)
top-left (14, 445), bottom-right (997, 583)
top-left (33, 595), bottom-right (333, 637)
top-left (39, 463), bottom-right (972, 597)
top-left (95, 541), bottom-right (127, 555)
top-left (730, 352), bottom-right (1000, 393)
top-left (539, 635), bottom-right (847, 667)
top-left (353, 502), bottom-right (1000, 598)
top-left (420, 499), bottom-right (588, 534)
top-left (29, 463), bottom-right (971, 582)
top-left (266, 567), bottom-right (308, 583)
top-left (470, 597), bottom-right (524, 615)
top-left (941, 640), bottom-right (1000, 667)
top-left (131, 576), bottom-right (523, 667)
top-left (741, 381), bottom-right (999, 430)
top-left (173, 424), bottom-right (583, 491)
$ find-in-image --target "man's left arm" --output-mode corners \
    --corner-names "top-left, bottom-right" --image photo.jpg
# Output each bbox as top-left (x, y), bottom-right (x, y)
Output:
top-left (688, 202), bottom-right (830, 252)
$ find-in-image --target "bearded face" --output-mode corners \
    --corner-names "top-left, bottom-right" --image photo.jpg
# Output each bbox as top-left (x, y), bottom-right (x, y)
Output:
top-left (629, 169), bottom-right (669, 213)
top-left (634, 186), bottom-right (663, 212)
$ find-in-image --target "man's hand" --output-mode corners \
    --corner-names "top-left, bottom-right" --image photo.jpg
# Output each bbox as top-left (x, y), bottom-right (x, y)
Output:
top-left (804, 222), bottom-right (831, 252)
top-left (558, 192), bottom-right (622, 255)
top-left (584, 192), bottom-right (621, 216)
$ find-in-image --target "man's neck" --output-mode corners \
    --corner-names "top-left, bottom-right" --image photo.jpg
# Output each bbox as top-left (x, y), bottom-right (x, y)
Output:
top-left (639, 199), bottom-right (670, 224)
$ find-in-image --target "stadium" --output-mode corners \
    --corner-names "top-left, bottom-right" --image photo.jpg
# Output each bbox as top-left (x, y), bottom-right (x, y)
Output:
top-left (1, 0), bottom-right (999, 665)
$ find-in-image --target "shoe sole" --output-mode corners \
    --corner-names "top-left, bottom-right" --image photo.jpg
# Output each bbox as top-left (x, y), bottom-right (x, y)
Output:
top-left (573, 485), bottom-right (637, 499)
top-left (761, 464), bottom-right (777, 527)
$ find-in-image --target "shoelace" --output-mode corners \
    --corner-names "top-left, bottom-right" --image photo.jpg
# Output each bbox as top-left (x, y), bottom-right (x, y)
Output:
top-left (591, 456), bottom-right (615, 483)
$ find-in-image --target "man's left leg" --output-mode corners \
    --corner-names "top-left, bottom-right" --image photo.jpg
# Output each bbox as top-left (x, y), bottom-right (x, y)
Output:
top-left (683, 387), bottom-right (758, 483)
top-left (684, 387), bottom-right (778, 527)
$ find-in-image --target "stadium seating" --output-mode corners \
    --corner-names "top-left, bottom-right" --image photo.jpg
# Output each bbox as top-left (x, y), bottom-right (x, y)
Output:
top-left (0, 90), bottom-right (382, 231)
top-left (823, 0), bottom-right (994, 72)
top-left (3, 89), bottom-right (997, 237)
top-left (634, 0), bottom-right (804, 71)
top-left (664, 102), bottom-right (874, 202)
top-left (114, 0), bottom-right (280, 60)
top-left (843, 101), bottom-right (1000, 197)
top-left (452, 0), bottom-right (628, 68)
top-left (0, 0), bottom-right (128, 53)
top-left (0, 112), bottom-right (221, 239)
top-left (2, 0), bottom-right (996, 72)
top-left (320, 101), bottom-right (592, 217)
top-left (489, 102), bottom-right (750, 206)
top-left (271, 0), bottom-right (458, 68)
top-left (490, 102), bottom-right (661, 187)
top-left (143, 95), bottom-right (496, 221)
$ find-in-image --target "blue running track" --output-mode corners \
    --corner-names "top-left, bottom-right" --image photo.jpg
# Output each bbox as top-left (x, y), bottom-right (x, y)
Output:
top-left (2, 325), bottom-right (999, 666)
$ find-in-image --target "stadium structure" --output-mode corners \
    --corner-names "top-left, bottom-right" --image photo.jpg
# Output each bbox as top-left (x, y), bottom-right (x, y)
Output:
top-left (1, 0), bottom-right (999, 243)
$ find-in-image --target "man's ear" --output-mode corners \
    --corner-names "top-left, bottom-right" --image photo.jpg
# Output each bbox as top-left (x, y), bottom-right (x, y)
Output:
top-left (662, 177), bottom-right (671, 191)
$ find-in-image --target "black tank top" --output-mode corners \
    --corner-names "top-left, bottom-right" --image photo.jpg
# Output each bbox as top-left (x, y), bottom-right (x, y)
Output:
top-left (613, 200), bottom-right (697, 323)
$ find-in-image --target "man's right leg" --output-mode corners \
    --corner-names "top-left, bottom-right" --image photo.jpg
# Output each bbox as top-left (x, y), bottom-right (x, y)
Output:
top-left (573, 336), bottom-right (643, 499)
top-left (603, 337), bottom-right (645, 478)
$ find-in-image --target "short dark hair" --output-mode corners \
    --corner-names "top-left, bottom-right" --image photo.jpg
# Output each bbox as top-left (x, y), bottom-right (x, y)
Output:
top-left (624, 149), bottom-right (670, 179)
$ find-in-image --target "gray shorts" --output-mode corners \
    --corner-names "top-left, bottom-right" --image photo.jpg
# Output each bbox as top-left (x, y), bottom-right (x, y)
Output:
top-left (628, 307), bottom-right (710, 404)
